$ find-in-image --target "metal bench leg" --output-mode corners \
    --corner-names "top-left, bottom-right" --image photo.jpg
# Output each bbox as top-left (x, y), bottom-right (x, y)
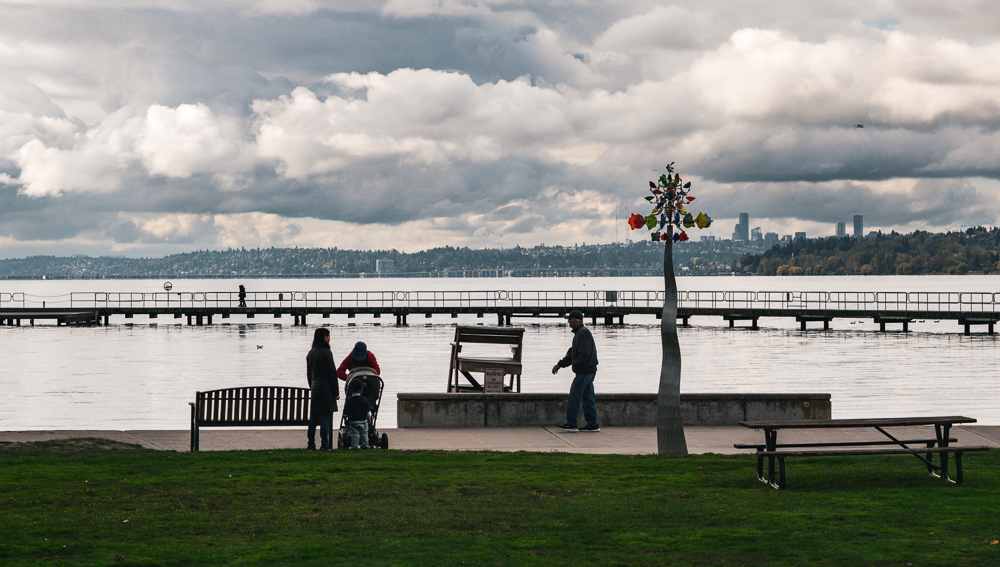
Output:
top-left (190, 404), bottom-right (199, 452)
top-left (756, 451), bottom-right (766, 484)
top-left (771, 457), bottom-right (785, 490)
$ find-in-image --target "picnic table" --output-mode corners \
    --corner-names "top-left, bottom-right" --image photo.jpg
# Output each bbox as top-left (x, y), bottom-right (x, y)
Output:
top-left (736, 416), bottom-right (990, 489)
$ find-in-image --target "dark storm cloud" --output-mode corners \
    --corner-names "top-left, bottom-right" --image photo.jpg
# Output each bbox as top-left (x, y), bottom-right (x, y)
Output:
top-left (703, 178), bottom-right (999, 228)
top-left (690, 127), bottom-right (950, 183)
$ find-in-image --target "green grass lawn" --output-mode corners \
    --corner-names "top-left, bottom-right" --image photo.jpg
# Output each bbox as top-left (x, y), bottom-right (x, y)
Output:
top-left (2, 439), bottom-right (998, 566)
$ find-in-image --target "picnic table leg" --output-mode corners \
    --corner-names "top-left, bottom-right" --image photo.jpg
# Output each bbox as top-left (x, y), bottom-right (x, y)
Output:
top-left (940, 450), bottom-right (952, 483)
top-left (924, 442), bottom-right (935, 475)
top-left (777, 456), bottom-right (786, 489)
top-left (765, 428), bottom-right (779, 489)
top-left (954, 451), bottom-right (964, 485)
top-left (934, 423), bottom-right (954, 483)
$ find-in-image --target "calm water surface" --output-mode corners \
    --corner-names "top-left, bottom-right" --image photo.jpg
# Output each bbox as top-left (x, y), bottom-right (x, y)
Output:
top-left (2, 275), bottom-right (998, 429)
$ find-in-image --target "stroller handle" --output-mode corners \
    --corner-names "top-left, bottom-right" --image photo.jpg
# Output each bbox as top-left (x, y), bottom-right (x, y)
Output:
top-left (348, 367), bottom-right (379, 378)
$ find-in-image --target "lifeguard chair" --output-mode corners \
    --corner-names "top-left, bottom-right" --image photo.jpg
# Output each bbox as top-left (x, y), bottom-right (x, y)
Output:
top-left (447, 326), bottom-right (524, 392)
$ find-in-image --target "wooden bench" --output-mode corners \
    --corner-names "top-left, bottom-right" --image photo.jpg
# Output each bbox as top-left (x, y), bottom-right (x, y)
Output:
top-left (447, 326), bottom-right (524, 393)
top-left (737, 416), bottom-right (989, 489)
top-left (189, 386), bottom-right (311, 451)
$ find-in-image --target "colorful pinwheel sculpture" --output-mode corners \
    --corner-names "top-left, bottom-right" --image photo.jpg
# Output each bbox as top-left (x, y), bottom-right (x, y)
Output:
top-left (627, 162), bottom-right (711, 242)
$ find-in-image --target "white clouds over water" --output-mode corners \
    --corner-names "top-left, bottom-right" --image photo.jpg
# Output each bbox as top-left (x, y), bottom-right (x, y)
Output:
top-left (2, 1), bottom-right (1000, 256)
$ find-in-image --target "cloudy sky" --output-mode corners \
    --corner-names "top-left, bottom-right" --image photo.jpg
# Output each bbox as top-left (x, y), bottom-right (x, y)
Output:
top-left (3, 0), bottom-right (1000, 258)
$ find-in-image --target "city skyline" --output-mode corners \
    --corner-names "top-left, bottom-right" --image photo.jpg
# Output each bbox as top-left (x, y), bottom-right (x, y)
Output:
top-left (3, 2), bottom-right (1000, 259)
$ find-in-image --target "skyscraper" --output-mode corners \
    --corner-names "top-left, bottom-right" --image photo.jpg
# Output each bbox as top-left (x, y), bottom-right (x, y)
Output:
top-left (733, 213), bottom-right (750, 241)
top-left (853, 215), bottom-right (863, 238)
top-left (836, 221), bottom-right (846, 238)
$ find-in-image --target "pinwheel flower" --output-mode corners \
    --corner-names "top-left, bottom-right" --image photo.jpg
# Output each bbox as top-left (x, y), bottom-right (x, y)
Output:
top-left (627, 162), bottom-right (712, 243)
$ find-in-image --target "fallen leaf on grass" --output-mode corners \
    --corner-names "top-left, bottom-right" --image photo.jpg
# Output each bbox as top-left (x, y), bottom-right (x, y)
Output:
top-left (990, 540), bottom-right (998, 545)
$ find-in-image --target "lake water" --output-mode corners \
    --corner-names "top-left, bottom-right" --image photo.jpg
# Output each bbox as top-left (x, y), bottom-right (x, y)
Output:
top-left (2, 275), bottom-right (998, 430)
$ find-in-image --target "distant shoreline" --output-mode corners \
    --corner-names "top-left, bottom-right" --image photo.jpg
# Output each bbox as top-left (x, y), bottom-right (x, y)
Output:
top-left (0, 269), bottom-right (679, 280)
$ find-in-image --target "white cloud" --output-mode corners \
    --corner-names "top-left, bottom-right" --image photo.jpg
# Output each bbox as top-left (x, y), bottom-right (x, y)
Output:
top-left (137, 104), bottom-right (248, 178)
top-left (253, 69), bottom-right (574, 177)
top-left (684, 28), bottom-right (1000, 126)
top-left (380, 0), bottom-right (502, 18)
top-left (11, 109), bottom-right (142, 196)
top-left (594, 5), bottom-right (714, 53)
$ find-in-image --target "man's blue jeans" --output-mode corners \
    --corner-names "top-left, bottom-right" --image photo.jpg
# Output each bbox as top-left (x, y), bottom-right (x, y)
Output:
top-left (566, 372), bottom-right (598, 428)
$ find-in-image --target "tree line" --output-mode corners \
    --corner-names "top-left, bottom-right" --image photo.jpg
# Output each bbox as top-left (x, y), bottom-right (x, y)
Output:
top-left (736, 227), bottom-right (1000, 276)
top-left (0, 239), bottom-right (770, 278)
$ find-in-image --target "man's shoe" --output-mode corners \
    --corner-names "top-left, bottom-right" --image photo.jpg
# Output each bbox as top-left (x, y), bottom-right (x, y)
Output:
top-left (556, 423), bottom-right (578, 432)
top-left (579, 424), bottom-right (601, 432)
top-left (306, 445), bottom-right (317, 451)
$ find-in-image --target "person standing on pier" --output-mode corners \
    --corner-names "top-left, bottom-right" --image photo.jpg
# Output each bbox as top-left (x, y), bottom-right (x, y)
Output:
top-left (552, 310), bottom-right (600, 432)
top-left (238, 285), bottom-right (247, 307)
top-left (337, 341), bottom-right (381, 380)
top-left (307, 328), bottom-right (340, 451)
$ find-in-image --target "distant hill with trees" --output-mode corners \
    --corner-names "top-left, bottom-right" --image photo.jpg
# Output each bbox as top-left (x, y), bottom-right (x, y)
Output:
top-left (0, 239), bottom-right (769, 279)
top-left (6, 228), bottom-right (993, 279)
top-left (736, 227), bottom-right (1000, 276)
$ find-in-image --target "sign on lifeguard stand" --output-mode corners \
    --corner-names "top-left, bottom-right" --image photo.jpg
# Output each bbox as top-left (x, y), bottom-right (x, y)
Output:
top-left (484, 368), bottom-right (505, 393)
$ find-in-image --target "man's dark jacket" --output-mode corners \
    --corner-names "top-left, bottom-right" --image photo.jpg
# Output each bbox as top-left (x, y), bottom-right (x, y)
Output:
top-left (557, 324), bottom-right (598, 374)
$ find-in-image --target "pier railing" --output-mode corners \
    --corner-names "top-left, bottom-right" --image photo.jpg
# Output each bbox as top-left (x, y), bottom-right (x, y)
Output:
top-left (2, 290), bottom-right (1000, 314)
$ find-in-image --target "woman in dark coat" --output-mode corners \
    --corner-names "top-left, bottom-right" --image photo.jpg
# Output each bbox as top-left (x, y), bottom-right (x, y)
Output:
top-left (306, 328), bottom-right (340, 450)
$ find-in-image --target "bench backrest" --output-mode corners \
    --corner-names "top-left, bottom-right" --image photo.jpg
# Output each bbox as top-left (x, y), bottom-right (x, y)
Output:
top-left (453, 326), bottom-right (524, 346)
top-left (193, 386), bottom-right (311, 426)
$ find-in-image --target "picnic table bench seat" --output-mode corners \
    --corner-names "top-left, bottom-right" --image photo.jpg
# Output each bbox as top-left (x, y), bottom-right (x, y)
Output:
top-left (756, 446), bottom-right (990, 488)
top-left (189, 386), bottom-right (311, 451)
top-left (733, 436), bottom-right (958, 451)
top-left (447, 326), bottom-right (524, 393)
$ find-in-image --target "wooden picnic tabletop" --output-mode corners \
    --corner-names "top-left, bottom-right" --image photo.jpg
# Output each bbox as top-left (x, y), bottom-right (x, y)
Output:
top-left (738, 416), bottom-right (977, 429)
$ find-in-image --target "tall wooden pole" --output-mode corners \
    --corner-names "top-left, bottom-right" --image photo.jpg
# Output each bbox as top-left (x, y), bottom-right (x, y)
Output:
top-left (657, 225), bottom-right (688, 455)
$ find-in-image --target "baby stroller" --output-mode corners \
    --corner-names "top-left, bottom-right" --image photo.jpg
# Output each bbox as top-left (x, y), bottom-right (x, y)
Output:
top-left (337, 367), bottom-right (389, 450)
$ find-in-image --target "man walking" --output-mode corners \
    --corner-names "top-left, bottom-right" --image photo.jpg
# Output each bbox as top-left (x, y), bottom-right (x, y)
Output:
top-left (552, 310), bottom-right (600, 432)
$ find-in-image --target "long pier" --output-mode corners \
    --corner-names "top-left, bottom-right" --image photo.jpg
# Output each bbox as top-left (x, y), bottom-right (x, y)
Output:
top-left (2, 290), bottom-right (999, 334)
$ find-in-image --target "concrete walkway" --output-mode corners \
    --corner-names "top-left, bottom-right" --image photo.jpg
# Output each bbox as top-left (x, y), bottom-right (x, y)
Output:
top-left (3, 425), bottom-right (1000, 454)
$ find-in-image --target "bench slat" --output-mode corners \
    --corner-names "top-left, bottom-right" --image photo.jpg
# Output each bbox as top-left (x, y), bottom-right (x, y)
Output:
top-left (454, 335), bottom-right (523, 345)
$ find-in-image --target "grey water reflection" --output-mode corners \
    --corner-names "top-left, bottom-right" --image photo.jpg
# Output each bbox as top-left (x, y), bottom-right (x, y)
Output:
top-left (3, 274), bottom-right (999, 429)
top-left (2, 313), bottom-right (998, 429)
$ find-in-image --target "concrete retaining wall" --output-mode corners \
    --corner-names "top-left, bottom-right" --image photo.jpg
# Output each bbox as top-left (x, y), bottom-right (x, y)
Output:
top-left (396, 393), bottom-right (832, 428)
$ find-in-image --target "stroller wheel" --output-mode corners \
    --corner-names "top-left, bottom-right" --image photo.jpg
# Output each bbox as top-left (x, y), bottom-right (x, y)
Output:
top-left (380, 433), bottom-right (389, 450)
